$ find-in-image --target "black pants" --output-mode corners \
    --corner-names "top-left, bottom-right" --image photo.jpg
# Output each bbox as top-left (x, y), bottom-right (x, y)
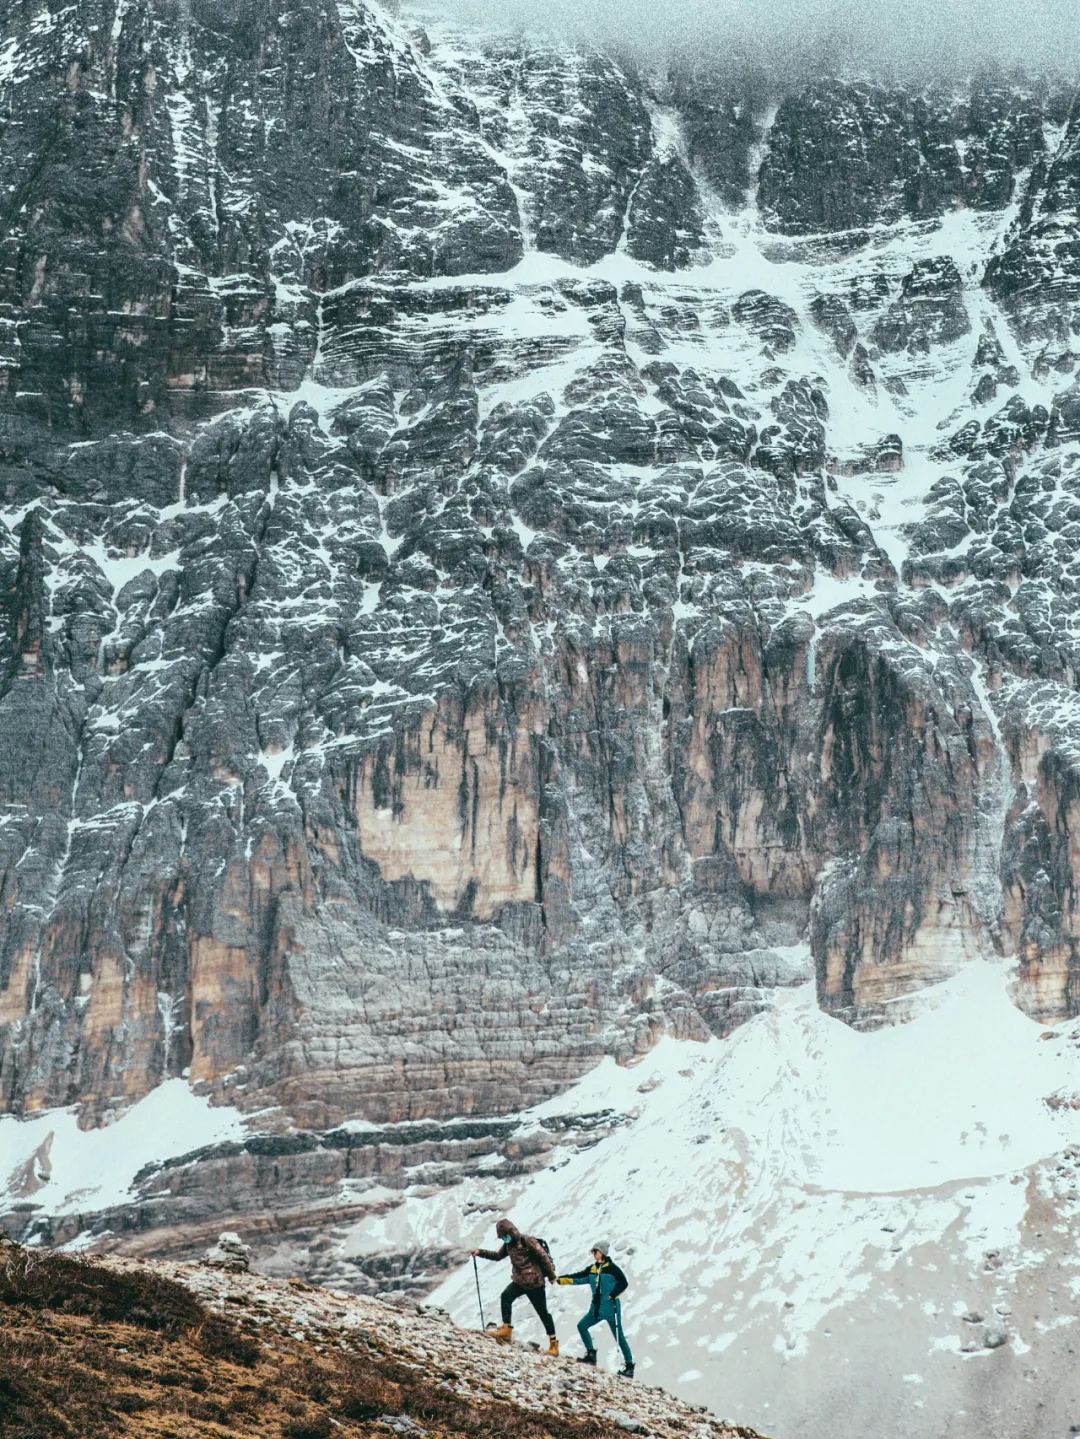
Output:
top-left (501, 1282), bottom-right (555, 1335)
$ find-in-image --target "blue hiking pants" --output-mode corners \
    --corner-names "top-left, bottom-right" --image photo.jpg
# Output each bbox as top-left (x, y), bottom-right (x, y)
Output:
top-left (578, 1303), bottom-right (633, 1365)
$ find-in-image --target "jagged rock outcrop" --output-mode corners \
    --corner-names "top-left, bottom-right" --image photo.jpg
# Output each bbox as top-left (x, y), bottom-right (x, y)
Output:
top-left (2, 0), bottom-right (1080, 1289)
top-left (985, 95), bottom-right (1080, 355)
top-left (759, 76), bottom-right (1053, 233)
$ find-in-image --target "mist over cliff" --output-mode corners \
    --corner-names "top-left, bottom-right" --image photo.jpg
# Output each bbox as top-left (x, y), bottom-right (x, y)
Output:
top-left (424, 0), bottom-right (1080, 77)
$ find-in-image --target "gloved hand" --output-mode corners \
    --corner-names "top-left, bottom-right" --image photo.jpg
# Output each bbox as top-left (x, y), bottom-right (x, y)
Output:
top-left (557, 1276), bottom-right (573, 1285)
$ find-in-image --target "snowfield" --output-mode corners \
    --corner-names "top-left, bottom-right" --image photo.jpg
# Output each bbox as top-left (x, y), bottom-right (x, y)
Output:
top-left (0, 1081), bottom-right (246, 1228)
top-left (421, 960), bottom-right (1080, 1436)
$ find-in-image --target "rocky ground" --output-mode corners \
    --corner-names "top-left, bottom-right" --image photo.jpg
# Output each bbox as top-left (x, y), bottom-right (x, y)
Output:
top-left (0, 1240), bottom-right (762, 1439)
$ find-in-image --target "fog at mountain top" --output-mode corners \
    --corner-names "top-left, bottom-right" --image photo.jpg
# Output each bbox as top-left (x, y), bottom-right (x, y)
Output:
top-left (419, 0), bottom-right (1080, 78)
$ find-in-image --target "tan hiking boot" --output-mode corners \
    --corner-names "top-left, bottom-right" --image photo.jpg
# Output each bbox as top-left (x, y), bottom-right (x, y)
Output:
top-left (489, 1324), bottom-right (513, 1343)
top-left (546, 1337), bottom-right (560, 1357)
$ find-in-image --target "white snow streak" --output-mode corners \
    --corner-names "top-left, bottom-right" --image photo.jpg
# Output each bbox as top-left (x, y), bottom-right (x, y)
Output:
top-left (0, 1081), bottom-right (246, 1223)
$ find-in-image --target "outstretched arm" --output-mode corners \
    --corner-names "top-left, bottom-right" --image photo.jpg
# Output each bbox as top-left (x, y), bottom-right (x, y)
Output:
top-left (556, 1266), bottom-right (594, 1285)
top-left (473, 1244), bottom-right (509, 1262)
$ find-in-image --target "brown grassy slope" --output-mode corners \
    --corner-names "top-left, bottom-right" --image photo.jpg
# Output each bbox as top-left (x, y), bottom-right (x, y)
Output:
top-left (0, 1246), bottom-right (763, 1439)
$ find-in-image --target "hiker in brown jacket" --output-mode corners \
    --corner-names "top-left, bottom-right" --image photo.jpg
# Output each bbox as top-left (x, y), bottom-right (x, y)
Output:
top-left (472, 1218), bottom-right (559, 1355)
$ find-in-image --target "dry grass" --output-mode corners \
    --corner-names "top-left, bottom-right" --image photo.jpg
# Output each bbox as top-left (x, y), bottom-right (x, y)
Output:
top-left (0, 1245), bottom-right (646, 1439)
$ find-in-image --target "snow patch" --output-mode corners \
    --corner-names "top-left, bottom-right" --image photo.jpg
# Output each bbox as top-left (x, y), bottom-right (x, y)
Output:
top-left (0, 1081), bottom-right (247, 1220)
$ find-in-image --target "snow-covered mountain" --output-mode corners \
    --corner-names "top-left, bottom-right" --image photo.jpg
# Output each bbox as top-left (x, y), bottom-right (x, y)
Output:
top-left (2, 0), bottom-right (1080, 1433)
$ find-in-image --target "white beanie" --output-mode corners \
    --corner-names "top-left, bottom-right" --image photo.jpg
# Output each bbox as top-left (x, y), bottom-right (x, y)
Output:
top-left (591, 1240), bottom-right (610, 1256)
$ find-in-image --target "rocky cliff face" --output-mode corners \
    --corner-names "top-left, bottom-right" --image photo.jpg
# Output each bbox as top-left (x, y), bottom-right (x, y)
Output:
top-left (2, 0), bottom-right (1080, 1259)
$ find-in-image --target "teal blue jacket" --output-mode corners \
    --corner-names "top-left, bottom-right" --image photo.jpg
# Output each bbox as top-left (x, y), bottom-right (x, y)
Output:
top-left (557, 1258), bottom-right (628, 1320)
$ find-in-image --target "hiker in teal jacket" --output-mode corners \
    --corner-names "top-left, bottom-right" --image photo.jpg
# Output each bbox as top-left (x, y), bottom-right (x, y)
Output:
top-left (556, 1241), bottom-right (635, 1377)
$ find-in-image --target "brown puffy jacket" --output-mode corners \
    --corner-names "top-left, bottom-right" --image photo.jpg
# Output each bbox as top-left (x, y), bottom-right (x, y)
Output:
top-left (477, 1221), bottom-right (555, 1289)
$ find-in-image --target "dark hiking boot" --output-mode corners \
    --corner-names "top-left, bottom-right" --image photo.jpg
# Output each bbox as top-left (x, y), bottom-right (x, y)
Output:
top-left (577, 1350), bottom-right (597, 1365)
top-left (617, 1364), bottom-right (635, 1379)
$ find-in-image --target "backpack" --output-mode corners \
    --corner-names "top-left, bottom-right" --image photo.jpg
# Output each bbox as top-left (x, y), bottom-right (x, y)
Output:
top-left (530, 1235), bottom-right (554, 1268)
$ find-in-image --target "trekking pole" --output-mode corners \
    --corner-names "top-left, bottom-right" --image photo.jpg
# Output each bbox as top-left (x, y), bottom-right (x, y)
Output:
top-left (473, 1255), bottom-right (487, 1330)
